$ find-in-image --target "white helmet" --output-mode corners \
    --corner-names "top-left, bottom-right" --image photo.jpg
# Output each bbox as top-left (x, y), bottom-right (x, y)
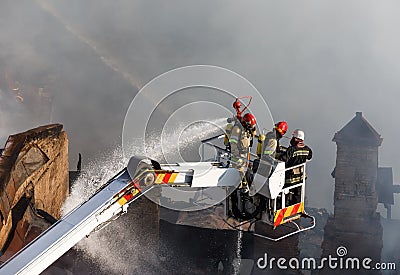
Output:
top-left (292, 129), bottom-right (305, 140)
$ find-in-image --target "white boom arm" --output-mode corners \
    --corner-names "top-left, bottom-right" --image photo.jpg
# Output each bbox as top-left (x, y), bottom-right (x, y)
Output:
top-left (0, 158), bottom-right (249, 274)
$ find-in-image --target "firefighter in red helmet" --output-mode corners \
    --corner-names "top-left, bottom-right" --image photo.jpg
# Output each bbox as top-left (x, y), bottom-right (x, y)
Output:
top-left (228, 112), bottom-right (257, 167)
top-left (224, 99), bottom-right (257, 191)
top-left (252, 121), bottom-right (288, 179)
top-left (224, 99), bottom-right (257, 154)
top-left (257, 121), bottom-right (288, 159)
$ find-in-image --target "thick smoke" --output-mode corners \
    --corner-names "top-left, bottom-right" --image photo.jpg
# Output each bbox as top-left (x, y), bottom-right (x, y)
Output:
top-left (2, 0), bottom-right (395, 214)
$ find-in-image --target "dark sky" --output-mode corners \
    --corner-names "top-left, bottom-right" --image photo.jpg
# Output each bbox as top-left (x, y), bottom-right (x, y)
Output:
top-left (1, 0), bottom-right (400, 216)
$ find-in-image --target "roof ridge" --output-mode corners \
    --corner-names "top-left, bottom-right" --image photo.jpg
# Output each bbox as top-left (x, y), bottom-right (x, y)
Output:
top-left (332, 112), bottom-right (382, 146)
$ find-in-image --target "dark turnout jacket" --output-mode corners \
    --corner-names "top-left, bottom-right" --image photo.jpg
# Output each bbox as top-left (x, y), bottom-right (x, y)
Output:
top-left (284, 141), bottom-right (313, 168)
top-left (282, 141), bottom-right (312, 185)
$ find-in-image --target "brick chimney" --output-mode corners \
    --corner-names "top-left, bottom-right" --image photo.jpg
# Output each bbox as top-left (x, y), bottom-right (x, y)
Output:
top-left (321, 112), bottom-right (383, 274)
top-left (331, 111), bottom-right (382, 217)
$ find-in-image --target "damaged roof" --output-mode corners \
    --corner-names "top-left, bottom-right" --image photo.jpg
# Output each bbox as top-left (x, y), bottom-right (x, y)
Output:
top-left (0, 124), bottom-right (63, 193)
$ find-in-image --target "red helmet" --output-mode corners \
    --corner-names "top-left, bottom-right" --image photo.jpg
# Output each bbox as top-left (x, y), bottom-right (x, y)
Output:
top-left (243, 113), bottom-right (257, 127)
top-left (233, 99), bottom-right (242, 110)
top-left (275, 121), bottom-right (288, 135)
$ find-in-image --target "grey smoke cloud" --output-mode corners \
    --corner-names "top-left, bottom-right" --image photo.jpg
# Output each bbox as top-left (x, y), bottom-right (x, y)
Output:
top-left (1, 0), bottom-right (400, 219)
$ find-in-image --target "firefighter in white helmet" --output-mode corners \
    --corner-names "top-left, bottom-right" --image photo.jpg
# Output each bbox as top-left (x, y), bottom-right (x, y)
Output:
top-left (282, 129), bottom-right (312, 203)
top-left (284, 129), bottom-right (312, 170)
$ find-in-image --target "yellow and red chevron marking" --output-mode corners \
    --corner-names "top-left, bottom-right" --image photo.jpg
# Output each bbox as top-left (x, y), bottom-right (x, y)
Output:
top-left (154, 171), bottom-right (178, 184)
top-left (116, 187), bottom-right (140, 206)
top-left (274, 202), bottom-right (304, 227)
top-left (113, 181), bottom-right (141, 206)
top-left (114, 172), bottom-right (179, 206)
